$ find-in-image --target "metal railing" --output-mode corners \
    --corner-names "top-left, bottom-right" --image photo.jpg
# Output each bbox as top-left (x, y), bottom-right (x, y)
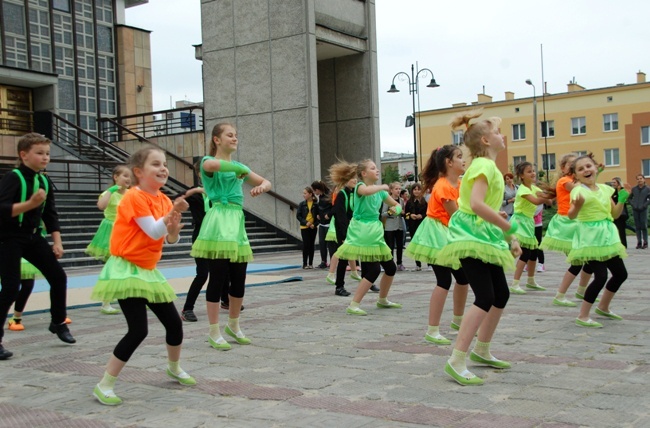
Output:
top-left (98, 105), bottom-right (204, 142)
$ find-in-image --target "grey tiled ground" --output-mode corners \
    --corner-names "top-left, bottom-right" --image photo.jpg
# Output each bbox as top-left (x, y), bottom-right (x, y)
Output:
top-left (0, 241), bottom-right (648, 427)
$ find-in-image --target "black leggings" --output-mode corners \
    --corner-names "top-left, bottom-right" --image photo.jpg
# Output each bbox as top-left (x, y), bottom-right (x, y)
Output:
top-left (183, 258), bottom-right (209, 311)
top-left (460, 258), bottom-right (509, 312)
top-left (361, 260), bottom-right (397, 284)
top-left (318, 226), bottom-right (331, 264)
top-left (384, 230), bottom-right (404, 265)
top-left (0, 234), bottom-right (67, 341)
top-left (583, 257), bottom-right (627, 304)
top-left (206, 259), bottom-right (247, 302)
top-left (534, 226), bottom-right (545, 264)
top-left (13, 279), bottom-right (35, 313)
top-left (567, 263), bottom-right (594, 276)
top-left (432, 265), bottom-right (468, 290)
top-left (113, 298), bottom-right (183, 362)
top-left (519, 246), bottom-right (539, 263)
top-left (300, 228), bottom-right (318, 266)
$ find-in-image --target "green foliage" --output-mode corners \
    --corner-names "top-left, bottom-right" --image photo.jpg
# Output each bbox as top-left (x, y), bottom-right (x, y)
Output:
top-left (382, 165), bottom-right (400, 184)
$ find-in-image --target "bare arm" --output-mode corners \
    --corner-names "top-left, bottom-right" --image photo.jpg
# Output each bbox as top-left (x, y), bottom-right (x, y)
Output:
top-left (246, 171), bottom-right (272, 197)
top-left (442, 199), bottom-right (458, 217)
top-left (357, 183), bottom-right (389, 196)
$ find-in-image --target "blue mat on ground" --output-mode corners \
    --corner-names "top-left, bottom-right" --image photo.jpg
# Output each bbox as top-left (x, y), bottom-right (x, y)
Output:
top-left (32, 262), bottom-right (302, 293)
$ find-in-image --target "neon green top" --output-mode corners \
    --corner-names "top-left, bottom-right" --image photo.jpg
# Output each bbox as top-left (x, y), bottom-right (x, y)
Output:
top-left (352, 184), bottom-right (388, 222)
top-left (100, 190), bottom-right (124, 222)
top-left (458, 157), bottom-right (504, 215)
top-left (200, 156), bottom-right (247, 206)
top-left (513, 184), bottom-right (543, 218)
top-left (570, 183), bottom-right (614, 222)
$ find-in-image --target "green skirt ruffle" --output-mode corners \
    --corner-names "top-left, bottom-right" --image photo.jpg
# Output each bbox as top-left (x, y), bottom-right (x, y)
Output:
top-left (91, 256), bottom-right (177, 303)
top-left (21, 259), bottom-right (41, 279)
top-left (405, 217), bottom-right (448, 264)
top-left (334, 218), bottom-right (392, 262)
top-left (85, 218), bottom-right (113, 262)
top-left (510, 213), bottom-right (537, 250)
top-left (540, 214), bottom-right (576, 254)
top-left (191, 203), bottom-right (253, 263)
top-left (566, 220), bottom-right (627, 265)
top-left (325, 218), bottom-right (337, 242)
top-left (436, 211), bottom-right (514, 271)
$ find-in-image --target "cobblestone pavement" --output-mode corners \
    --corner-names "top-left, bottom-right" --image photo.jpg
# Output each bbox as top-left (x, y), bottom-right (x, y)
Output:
top-left (0, 244), bottom-right (648, 427)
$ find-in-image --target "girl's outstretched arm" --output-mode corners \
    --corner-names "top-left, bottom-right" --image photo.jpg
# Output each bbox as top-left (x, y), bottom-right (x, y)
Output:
top-left (357, 183), bottom-right (389, 196)
top-left (246, 171), bottom-right (272, 197)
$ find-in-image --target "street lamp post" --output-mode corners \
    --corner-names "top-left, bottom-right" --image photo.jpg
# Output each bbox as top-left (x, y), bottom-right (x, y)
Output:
top-left (388, 64), bottom-right (439, 182)
top-left (525, 79), bottom-right (539, 178)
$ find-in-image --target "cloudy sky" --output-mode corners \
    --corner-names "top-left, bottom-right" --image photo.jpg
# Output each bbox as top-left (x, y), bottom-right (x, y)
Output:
top-left (126, 0), bottom-right (650, 154)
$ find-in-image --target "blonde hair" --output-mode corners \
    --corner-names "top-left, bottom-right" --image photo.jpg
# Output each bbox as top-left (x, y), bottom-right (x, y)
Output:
top-left (328, 160), bottom-right (357, 191)
top-left (356, 159), bottom-right (375, 181)
top-left (450, 109), bottom-right (502, 159)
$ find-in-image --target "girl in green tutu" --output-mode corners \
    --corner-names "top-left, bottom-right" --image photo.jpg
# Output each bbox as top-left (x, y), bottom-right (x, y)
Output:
top-left (85, 165), bottom-right (131, 315)
top-left (508, 162), bottom-right (553, 294)
top-left (91, 146), bottom-right (193, 406)
top-left (406, 145), bottom-right (469, 346)
top-left (334, 159), bottom-right (402, 316)
top-left (540, 153), bottom-right (593, 307)
top-left (567, 154), bottom-right (629, 328)
top-left (190, 123), bottom-right (271, 350)
top-left (436, 110), bottom-right (521, 386)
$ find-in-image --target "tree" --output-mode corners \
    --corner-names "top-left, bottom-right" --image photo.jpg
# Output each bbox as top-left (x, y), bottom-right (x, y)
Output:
top-left (382, 165), bottom-right (400, 184)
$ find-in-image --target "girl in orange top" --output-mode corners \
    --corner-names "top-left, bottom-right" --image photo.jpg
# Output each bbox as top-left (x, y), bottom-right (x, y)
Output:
top-left (540, 153), bottom-right (593, 307)
top-left (405, 145), bottom-right (469, 345)
top-left (91, 146), bottom-right (193, 406)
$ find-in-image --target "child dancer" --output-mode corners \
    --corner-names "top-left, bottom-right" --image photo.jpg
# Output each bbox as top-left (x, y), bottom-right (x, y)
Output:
top-left (540, 153), bottom-right (593, 306)
top-left (335, 159), bottom-right (401, 315)
top-left (296, 187), bottom-right (319, 269)
top-left (86, 165), bottom-right (131, 314)
top-left (0, 133), bottom-right (75, 360)
top-left (325, 162), bottom-right (359, 296)
top-left (382, 182), bottom-right (406, 271)
top-left (509, 162), bottom-right (553, 294)
top-left (405, 145), bottom-right (469, 345)
top-left (567, 154), bottom-right (628, 328)
top-left (191, 123), bottom-right (271, 349)
top-left (91, 146), bottom-right (193, 405)
top-left (404, 183), bottom-right (427, 271)
top-left (436, 111), bottom-right (521, 386)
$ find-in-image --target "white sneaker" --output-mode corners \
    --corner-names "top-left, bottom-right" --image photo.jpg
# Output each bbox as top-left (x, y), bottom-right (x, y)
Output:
top-left (536, 264), bottom-right (545, 272)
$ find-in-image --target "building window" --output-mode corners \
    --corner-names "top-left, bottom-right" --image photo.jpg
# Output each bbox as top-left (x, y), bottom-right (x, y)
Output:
top-left (642, 159), bottom-right (650, 177)
top-left (603, 113), bottom-right (618, 132)
top-left (512, 123), bottom-right (526, 141)
top-left (575, 151), bottom-right (588, 157)
top-left (642, 126), bottom-right (650, 145)
top-left (541, 120), bottom-right (555, 138)
top-left (53, 0), bottom-right (71, 12)
top-left (452, 130), bottom-right (464, 146)
top-left (571, 117), bottom-right (586, 135)
top-left (542, 153), bottom-right (556, 171)
top-left (513, 156), bottom-right (526, 167)
top-left (604, 149), bottom-right (619, 167)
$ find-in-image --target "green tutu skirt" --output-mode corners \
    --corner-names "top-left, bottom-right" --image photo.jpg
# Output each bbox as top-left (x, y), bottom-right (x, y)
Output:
top-left (405, 217), bottom-right (448, 265)
top-left (566, 220), bottom-right (627, 265)
top-left (510, 213), bottom-right (537, 250)
top-left (334, 218), bottom-right (392, 262)
top-left (436, 211), bottom-right (514, 271)
top-left (325, 218), bottom-right (337, 242)
top-left (191, 203), bottom-right (253, 263)
top-left (540, 214), bottom-right (576, 255)
top-left (91, 256), bottom-right (177, 303)
top-left (21, 259), bottom-right (41, 279)
top-left (85, 218), bottom-right (113, 262)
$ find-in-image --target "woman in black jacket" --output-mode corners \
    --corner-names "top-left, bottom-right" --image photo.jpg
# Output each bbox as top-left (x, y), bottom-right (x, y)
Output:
top-left (404, 183), bottom-right (428, 270)
top-left (311, 180), bottom-right (332, 268)
top-left (296, 186), bottom-right (319, 268)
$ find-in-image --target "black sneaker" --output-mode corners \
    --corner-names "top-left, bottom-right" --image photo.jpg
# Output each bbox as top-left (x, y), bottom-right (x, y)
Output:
top-left (369, 285), bottom-right (380, 293)
top-left (181, 310), bottom-right (198, 322)
top-left (0, 344), bottom-right (13, 360)
top-left (220, 303), bottom-right (245, 312)
top-left (317, 262), bottom-right (328, 269)
top-left (48, 322), bottom-right (76, 344)
top-left (335, 287), bottom-right (351, 296)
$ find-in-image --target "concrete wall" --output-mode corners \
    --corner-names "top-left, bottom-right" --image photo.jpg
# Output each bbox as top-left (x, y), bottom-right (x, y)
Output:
top-left (200, 0), bottom-right (379, 238)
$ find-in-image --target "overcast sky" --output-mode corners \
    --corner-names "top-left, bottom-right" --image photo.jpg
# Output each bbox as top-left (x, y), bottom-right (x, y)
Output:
top-left (126, 0), bottom-right (650, 154)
